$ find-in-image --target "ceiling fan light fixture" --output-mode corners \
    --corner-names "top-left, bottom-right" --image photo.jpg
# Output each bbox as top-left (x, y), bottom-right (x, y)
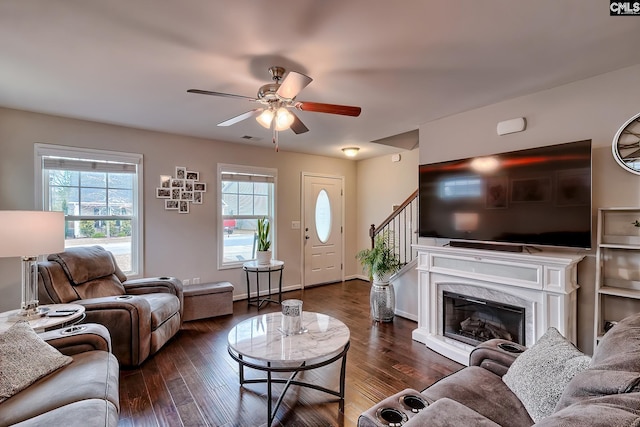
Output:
top-left (256, 109), bottom-right (274, 129)
top-left (342, 147), bottom-right (360, 157)
top-left (274, 107), bottom-right (295, 131)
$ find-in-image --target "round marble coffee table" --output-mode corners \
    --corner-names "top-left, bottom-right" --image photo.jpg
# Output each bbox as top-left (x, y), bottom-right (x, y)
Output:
top-left (227, 311), bottom-right (350, 427)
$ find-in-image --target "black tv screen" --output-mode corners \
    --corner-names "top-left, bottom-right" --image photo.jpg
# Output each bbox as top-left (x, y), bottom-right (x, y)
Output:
top-left (419, 140), bottom-right (592, 249)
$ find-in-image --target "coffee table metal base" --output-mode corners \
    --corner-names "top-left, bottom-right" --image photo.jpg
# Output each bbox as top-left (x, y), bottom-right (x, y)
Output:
top-left (227, 342), bottom-right (350, 427)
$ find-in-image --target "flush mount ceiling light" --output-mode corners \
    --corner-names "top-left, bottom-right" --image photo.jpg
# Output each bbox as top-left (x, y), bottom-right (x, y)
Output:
top-left (342, 147), bottom-right (360, 157)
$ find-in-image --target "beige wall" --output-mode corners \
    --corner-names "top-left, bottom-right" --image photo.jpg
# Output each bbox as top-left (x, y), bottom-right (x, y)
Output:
top-left (0, 107), bottom-right (359, 309)
top-left (418, 64), bottom-right (640, 354)
top-left (355, 148), bottom-right (419, 270)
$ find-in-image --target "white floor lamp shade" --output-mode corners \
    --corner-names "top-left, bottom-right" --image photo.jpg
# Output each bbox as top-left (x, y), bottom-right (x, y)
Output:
top-left (0, 211), bottom-right (65, 318)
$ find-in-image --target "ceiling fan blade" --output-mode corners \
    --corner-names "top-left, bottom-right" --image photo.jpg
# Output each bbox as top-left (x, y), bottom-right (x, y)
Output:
top-left (289, 112), bottom-right (309, 134)
top-left (187, 89), bottom-right (257, 102)
top-left (295, 101), bottom-right (361, 117)
top-left (277, 72), bottom-right (313, 100)
top-left (217, 109), bottom-right (262, 127)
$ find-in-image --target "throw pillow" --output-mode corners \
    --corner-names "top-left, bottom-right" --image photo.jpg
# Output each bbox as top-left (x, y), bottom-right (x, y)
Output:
top-left (0, 321), bottom-right (72, 402)
top-left (502, 327), bottom-right (591, 422)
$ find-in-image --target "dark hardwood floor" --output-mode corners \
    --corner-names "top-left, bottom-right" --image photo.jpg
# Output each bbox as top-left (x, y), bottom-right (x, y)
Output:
top-left (117, 279), bottom-right (462, 427)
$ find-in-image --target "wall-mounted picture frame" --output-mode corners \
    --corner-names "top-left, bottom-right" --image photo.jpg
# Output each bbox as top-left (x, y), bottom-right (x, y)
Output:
top-left (193, 191), bottom-right (203, 204)
top-left (175, 166), bottom-right (186, 180)
top-left (165, 199), bottom-right (179, 210)
top-left (181, 191), bottom-right (194, 201)
top-left (510, 177), bottom-right (551, 203)
top-left (160, 175), bottom-right (171, 188)
top-left (184, 180), bottom-right (194, 191)
top-left (171, 178), bottom-right (184, 188)
top-left (179, 201), bottom-right (189, 213)
top-left (194, 182), bottom-right (206, 192)
top-left (156, 188), bottom-right (171, 198)
top-left (171, 188), bottom-right (181, 199)
top-left (186, 171), bottom-right (199, 181)
top-left (485, 176), bottom-right (508, 209)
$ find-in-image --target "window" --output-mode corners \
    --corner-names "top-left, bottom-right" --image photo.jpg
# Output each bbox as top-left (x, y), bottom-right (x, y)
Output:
top-left (218, 164), bottom-right (276, 268)
top-left (35, 144), bottom-right (143, 276)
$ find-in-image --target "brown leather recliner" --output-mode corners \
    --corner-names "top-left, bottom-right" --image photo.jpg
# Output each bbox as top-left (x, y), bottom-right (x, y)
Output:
top-left (38, 245), bottom-right (183, 367)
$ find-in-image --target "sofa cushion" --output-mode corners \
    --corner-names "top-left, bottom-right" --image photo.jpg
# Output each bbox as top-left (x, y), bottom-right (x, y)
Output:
top-left (556, 369), bottom-right (640, 411)
top-left (10, 399), bottom-right (119, 427)
top-left (591, 313), bottom-right (640, 372)
top-left (0, 321), bottom-right (72, 403)
top-left (0, 349), bottom-right (119, 426)
top-left (502, 327), bottom-right (591, 423)
top-left (535, 393), bottom-right (640, 427)
top-left (404, 398), bottom-right (501, 427)
top-left (421, 365), bottom-right (533, 426)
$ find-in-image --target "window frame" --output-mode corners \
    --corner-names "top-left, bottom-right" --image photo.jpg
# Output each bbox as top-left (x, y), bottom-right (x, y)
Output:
top-left (218, 163), bottom-right (277, 270)
top-left (35, 143), bottom-right (144, 278)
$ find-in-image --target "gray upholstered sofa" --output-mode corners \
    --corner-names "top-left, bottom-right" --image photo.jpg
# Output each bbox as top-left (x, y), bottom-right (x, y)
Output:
top-left (38, 245), bottom-right (183, 366)
top-left (0, 323), bottom-right (119, 426)
top-left (358, 312), bottom-right (640, 426)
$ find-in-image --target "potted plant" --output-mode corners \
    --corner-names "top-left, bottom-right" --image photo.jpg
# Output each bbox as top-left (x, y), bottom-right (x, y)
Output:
top-left (356, 232), bottom-right (401, 322)
top-left (256, 217), bottom-right (272, 264)
top-left (356, 232), bottom-right (401, 283)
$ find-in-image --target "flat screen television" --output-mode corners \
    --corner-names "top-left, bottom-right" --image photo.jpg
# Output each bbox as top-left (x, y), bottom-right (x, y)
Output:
top-left (418, 139), bottom-right (592, 250)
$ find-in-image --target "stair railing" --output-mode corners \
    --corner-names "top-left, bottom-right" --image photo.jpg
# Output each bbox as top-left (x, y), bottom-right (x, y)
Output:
top-left (369, 189), bottom-right (418, 267)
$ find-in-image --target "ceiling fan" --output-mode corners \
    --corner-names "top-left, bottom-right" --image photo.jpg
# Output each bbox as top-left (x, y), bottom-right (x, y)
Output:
top-left (187, 66), bottom-right (361, 148)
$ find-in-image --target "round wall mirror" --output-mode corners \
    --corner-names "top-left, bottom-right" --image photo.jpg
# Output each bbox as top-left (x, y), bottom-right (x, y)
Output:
top-left (612, 112), bottom-right (640, 175)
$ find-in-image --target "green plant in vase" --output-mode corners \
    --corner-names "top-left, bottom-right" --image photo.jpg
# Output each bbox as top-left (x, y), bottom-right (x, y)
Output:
top-left (256, 217), bottom-right (272, 264)
top-left (356, 231), bottom-right (401, 283)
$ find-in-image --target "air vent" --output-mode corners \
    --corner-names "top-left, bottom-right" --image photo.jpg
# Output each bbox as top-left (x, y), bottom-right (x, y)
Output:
top-left (241, 135), bottom-right (262, 141)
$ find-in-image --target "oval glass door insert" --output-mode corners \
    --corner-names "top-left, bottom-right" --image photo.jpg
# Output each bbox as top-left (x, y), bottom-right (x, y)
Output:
top-left (315, 189), bottom-right (332, 243)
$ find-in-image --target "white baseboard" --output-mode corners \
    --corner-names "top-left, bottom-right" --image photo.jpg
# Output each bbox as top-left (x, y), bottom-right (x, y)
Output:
top-left (394, 309), bottom-right (417, 322)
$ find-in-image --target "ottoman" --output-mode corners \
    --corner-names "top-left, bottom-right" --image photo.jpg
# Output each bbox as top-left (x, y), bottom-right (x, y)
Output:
top-left (183, 281), bottom-right (234, 321)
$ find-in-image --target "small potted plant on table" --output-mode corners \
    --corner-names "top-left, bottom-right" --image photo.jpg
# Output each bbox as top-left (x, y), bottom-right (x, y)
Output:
top-left (256, 217), bottom-right (272, 265)
top-left (356, 232), bottom-right (401, 322)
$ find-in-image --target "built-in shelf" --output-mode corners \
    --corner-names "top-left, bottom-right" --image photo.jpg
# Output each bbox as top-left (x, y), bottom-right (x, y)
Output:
top-left (598, 286), bottom-right (640, 299)
top-left (594, 208), bottom-right (640, 348)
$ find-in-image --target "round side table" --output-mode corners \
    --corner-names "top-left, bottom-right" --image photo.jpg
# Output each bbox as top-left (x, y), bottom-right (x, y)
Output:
top-left (242, 260), bottom-right (284, 309)
top-left (0, 303), bottom-right (85, 333)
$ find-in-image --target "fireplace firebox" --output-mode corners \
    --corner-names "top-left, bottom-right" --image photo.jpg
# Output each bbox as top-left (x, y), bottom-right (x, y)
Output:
top-left (443, 291), bottom-right (525, 347)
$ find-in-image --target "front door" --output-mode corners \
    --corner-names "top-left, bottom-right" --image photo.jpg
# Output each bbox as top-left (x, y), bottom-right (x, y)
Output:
top-left (303, 174), bottom-right (343, 287)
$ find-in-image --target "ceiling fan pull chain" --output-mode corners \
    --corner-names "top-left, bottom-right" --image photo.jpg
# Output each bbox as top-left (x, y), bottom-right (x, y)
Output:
top-left (272, 126), bottom-right (279, 152)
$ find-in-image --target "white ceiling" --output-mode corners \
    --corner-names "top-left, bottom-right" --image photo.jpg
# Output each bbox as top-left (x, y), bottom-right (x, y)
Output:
top-left (1, 1), bottom-right (640, 159)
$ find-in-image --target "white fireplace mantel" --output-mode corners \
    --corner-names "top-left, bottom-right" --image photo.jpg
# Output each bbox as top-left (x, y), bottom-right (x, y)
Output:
top-left (412, 244), bottom-right (584, 365)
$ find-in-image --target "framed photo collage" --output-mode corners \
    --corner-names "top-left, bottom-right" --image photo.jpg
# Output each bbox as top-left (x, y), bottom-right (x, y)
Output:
top-left (156, 166), bottom-right (207, 214)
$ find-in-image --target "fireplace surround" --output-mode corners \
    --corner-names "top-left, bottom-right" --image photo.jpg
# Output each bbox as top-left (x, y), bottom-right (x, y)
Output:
top-left (412, 244), bottom-right (584, 365)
